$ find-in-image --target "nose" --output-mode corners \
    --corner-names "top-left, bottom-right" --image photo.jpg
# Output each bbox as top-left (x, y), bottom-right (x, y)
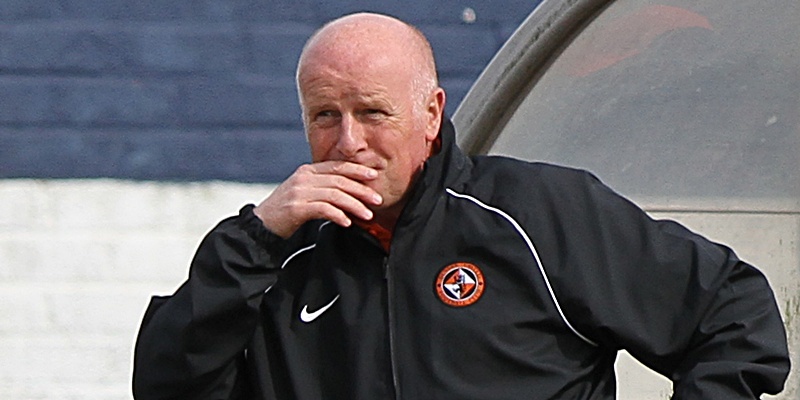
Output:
top-left (335, 114), bottom-right (367, 158)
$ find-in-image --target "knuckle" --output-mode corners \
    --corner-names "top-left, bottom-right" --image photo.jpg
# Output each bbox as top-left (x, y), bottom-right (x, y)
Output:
top-left (296, 164), bottom-right (315, 175)
top-left (332, 175), bottom-right (349, 190)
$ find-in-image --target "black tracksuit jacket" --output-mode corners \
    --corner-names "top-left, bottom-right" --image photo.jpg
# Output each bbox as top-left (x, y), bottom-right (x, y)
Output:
top-left (133, 120), bottom-right (789, 399)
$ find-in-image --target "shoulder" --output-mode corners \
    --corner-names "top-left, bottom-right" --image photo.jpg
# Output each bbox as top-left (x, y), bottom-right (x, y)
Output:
top-left (464, 155), bottom-right (603, 199)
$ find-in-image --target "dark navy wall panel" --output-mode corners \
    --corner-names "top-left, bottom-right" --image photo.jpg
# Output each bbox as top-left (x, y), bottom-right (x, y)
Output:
top-left (0, 0), bottom-right (540, 182)
top-left (0, 128), bottom-right (308, 182)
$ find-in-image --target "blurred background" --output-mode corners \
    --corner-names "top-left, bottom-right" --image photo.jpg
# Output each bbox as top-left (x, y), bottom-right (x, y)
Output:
top-left (0, 1), bottom-right (540, 398)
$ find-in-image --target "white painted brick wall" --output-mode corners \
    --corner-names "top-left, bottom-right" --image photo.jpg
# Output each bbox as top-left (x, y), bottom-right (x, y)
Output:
top-left (2, 179), bottom-right (796, 399)
top-left (0, 179), bottom-right (275, 400)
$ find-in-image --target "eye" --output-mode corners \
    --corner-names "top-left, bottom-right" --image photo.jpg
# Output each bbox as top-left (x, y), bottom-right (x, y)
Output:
top-left (311, 110), bottom-right (340, 125)
top-left (361, 108), bottom-right (387, 120)
top-left (316, 110), bottom-right (337, 118)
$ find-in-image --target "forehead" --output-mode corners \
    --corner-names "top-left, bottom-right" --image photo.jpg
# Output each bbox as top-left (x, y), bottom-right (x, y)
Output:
top-left (300, 30), bottom-right (412, 77)
top-left (298, 48), bottom-right (414, 105)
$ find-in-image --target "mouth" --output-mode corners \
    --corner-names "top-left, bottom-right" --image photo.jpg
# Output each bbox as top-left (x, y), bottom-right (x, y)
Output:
top-left (351, 157), bottom-right (386, 172)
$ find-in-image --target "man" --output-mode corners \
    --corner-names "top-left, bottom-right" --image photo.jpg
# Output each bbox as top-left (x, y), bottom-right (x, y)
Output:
top-left (133, 12), bottom-right (790, 399)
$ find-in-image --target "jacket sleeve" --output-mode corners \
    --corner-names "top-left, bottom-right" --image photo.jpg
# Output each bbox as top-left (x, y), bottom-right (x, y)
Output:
top-left (549, 171), bottom-right (790, 399)
top-left (132, 205), bottom-right (288, 399)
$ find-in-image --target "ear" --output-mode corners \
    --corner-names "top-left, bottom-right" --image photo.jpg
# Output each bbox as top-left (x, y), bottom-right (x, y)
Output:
top-left (424, 87), bottom-right (446, 141)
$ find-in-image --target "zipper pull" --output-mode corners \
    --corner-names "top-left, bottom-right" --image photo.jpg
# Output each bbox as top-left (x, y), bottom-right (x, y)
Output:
top-left (383, 257), bottom-right (390, 280)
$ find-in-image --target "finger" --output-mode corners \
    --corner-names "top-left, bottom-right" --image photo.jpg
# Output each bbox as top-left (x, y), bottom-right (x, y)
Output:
top-left (307, 186), bottom-right (375, 221)
top-left (292, 165), bottom-right (382, 206)
top-left (312, 161), bottom-right (379, 182)
top-left (304, 201), bottom-right (356, 228)
top-left (325, 174), bottom-right (383, 206)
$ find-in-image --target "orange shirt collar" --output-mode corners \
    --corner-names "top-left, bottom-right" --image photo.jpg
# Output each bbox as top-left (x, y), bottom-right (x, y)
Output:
top-left (354, 220), bottom-right (392, 252)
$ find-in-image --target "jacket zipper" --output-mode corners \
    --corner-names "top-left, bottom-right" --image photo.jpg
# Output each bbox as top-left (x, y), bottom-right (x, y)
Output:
top-left (384, 256), bottom-right (401, 399)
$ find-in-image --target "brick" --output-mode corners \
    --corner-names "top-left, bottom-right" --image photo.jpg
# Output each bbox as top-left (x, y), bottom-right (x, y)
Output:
top-left (0, 0), bottom-right (61, 20)
top-left (0, 284), bottom-right (163, 335)
top-left (108, 235), bottom-right (206, 284)
top-left (34, 180), bottom-right (198, 232)
top-left (0, 0), bottom-right (386, 23)
top-left (0, 225), bottom-right (179, 285)
top-left (50, 184), bottom-right (167, 231)
top-left (176, 77), bottom-right (302, 126)
top-left (248, 23), bottom-right (315, 75)
top-left (0, 384), bottom-right (128, 400)
top-left (0, 178), bottom-right (256, 234)
top-left (0, 287), bottom-right (50, 333)
top-left (0, 78), bottom-right (54, 123)
top-left (0, 22), bottom-right (271, 75)
top-left (57, 0), bottom-right (196, 21)
top-left (421, 24), bottom-right (499, 76)
top-left (0, 127), bottom-right (308, 181)
top-left (0, 180), bottom-right (275, 282)
top-left (55, 0), bottom-right (320, 23)
top-left (0, 335), bottom-right (131, 386)
top-left (160, 181), bottom-right (276, 232)
top-left (47, 288), bottom-right (158, 335)
top-left (175, 129), bottom-right (309, 181)
top-left (0, 23), bottom-right (134, 72)
top-left (21, 234), bottom-right (182, 285)
top-left (54, 77), bottom-right (180, 125)
top-left (0, 180), bottom-right (50, 232)
top-left (424, 0), bottom-right (540, 25)
top-left (0, 239), bottom-right (45, 281)
top-left (136, 24), bottom-right (246, 72)
top-left (0, 76), bottom-right (179, 125)
top-left (0, 177), bottom-right (274, 243)
top-left (205, 0), bottom-right (322, 23)
top-left (0, 128), bottom-right (110, 177)
top-left (38, 238), bottom-right (122, 282)
top-left (310, 1), bottom-right (538, 25)
top-left (103, 128), bottom-right (309, 181)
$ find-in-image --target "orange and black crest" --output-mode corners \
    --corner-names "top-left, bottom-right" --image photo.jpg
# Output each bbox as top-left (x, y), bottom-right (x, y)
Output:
top-left (435, 262), bottom-right (485, 307)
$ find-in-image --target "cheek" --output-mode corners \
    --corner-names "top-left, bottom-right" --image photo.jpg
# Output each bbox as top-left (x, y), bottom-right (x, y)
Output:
top-left (385, 139), bottom-right (429, 180)
top-left (307, 131), bottom-right (337, 161)
top-left (406, 135), bottom-right (432, 166)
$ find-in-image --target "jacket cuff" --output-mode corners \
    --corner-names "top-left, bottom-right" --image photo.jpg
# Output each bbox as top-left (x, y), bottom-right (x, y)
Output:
top-left (236, 204), bottom-right (286, 252)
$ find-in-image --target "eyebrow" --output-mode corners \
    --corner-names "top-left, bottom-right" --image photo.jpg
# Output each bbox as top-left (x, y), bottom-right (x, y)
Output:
top-left (306, 91), bottom-right (394, 110)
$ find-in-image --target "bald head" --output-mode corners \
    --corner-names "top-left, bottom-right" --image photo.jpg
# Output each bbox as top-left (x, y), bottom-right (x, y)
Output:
top-left (292, 13), bottom-right (446, 226)
top-left (296, 13), bottom-right (439, 111)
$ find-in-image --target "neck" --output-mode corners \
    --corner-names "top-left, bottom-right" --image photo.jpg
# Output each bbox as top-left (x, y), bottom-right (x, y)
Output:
top-left (364, 201), bottom-right (403, 233)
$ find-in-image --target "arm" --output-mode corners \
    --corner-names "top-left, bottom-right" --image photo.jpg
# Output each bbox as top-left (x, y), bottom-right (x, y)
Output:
top-left (132, 205), bottom-right (284, 399)
top-left (668, 256), bottom-right (790, 398)
top-left (550, 171), bottom-right (790, 398)
top-left (132, 161), bottom-right (382, 399)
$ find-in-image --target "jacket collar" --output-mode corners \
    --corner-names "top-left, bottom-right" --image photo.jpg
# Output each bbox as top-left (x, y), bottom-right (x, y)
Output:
top-left (394, 117), bottom-right (470, 228)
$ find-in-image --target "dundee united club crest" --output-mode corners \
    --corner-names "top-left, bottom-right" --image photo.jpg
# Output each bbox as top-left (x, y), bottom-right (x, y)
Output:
top-left (435, 262), bottom-right (485, 307)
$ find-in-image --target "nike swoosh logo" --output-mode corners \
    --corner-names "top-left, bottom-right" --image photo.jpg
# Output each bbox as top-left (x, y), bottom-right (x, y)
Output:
top-left (300, 294), bottom-right (340, 323)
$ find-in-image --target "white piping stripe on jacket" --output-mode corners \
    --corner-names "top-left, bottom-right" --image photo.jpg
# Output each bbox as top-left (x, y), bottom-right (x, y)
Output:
top-left (445, 188), bottom-right (599, 347)
top-left (265, 222), bottom-right (331, 293)
top-left (265, 243), bottom-right (316, 294)
top-left (280, 244), bottom-right (316, 270)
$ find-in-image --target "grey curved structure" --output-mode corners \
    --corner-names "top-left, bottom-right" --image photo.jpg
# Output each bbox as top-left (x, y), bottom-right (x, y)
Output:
top-left (454, 0), bottom-right (799, 398)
